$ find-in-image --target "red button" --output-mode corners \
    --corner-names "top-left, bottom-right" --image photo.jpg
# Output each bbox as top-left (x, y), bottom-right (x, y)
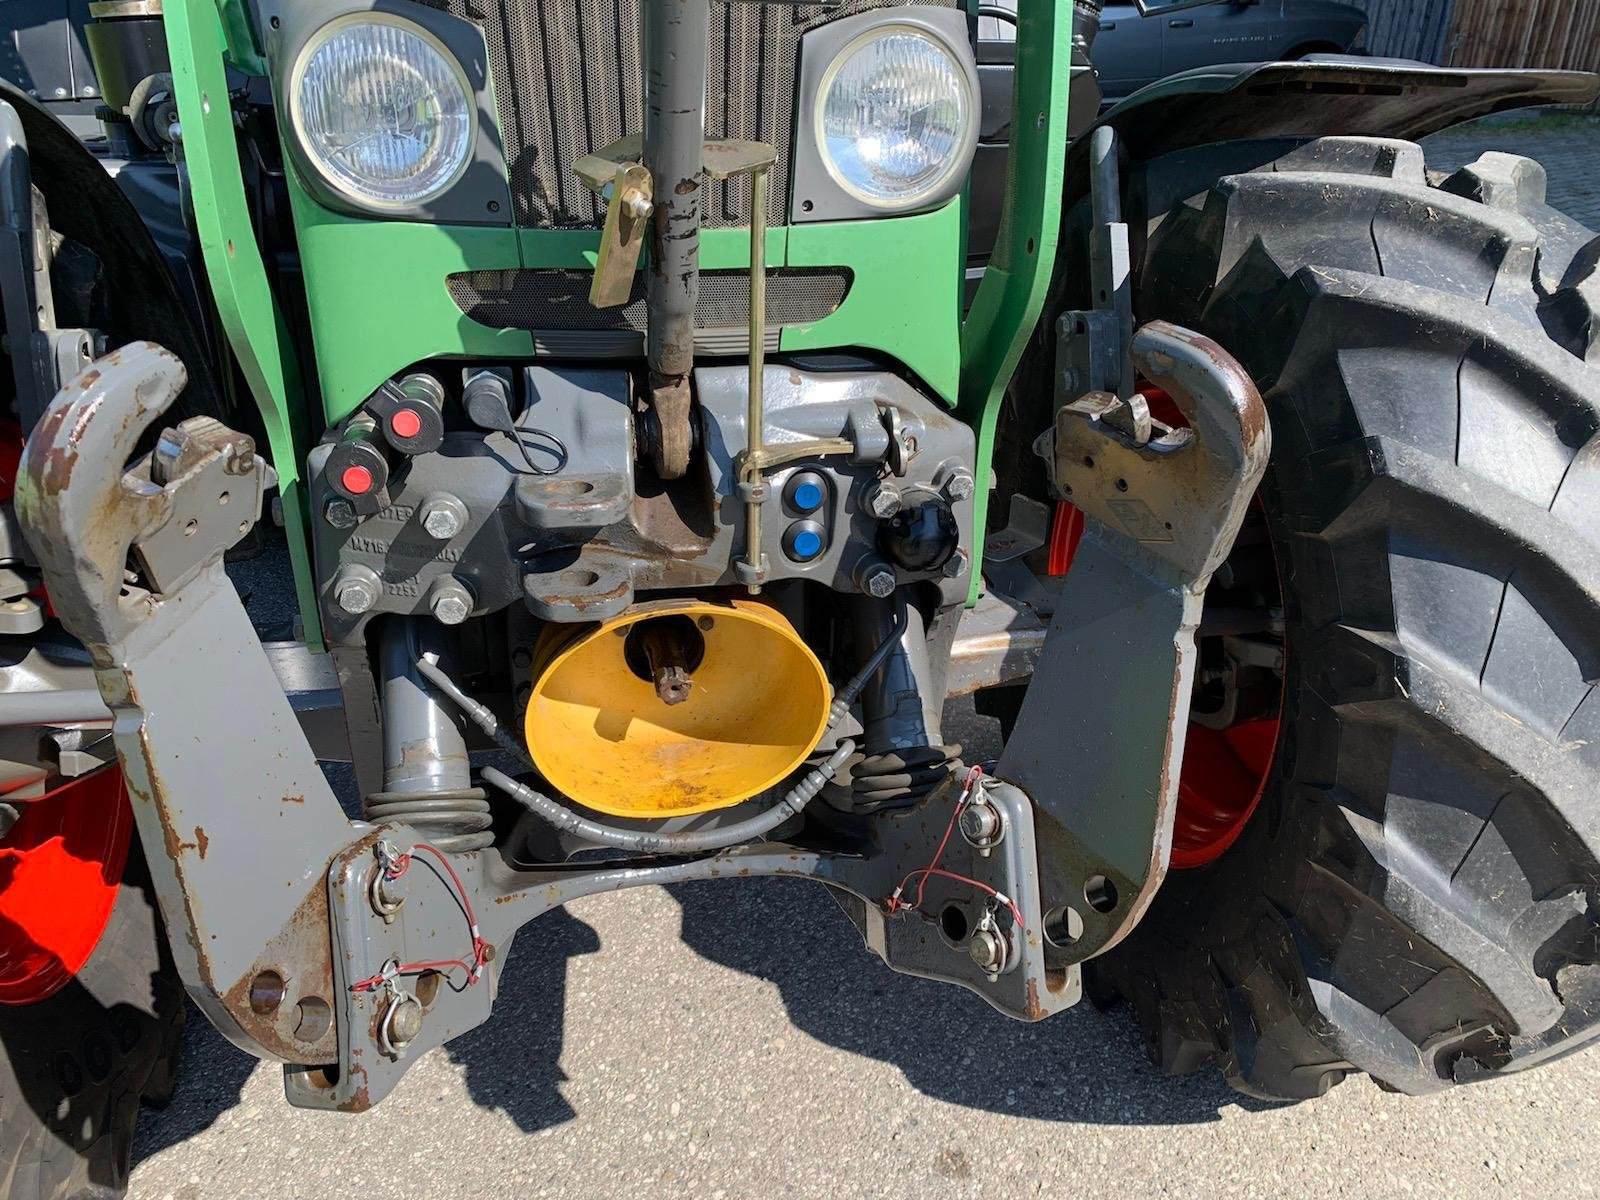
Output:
top-left (389, 409), bottom-right (423, 440)
top-left (341, 465), bottom-right (374, 495)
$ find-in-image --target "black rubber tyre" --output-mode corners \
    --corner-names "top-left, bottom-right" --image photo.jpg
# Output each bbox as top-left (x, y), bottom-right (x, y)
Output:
top-left (0, 839), bottom-right (185, 1198)
top-left (1088, 137), bottom-right (1600, 1099)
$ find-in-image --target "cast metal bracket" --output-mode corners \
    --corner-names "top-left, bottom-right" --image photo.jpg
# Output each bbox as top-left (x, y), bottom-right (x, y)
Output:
top-left (998, 320), bottom-right (1269, 966)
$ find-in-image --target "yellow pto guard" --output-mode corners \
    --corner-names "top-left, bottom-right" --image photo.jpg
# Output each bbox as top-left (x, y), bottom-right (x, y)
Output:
top-left (525, 598), bottom-right (832, 818)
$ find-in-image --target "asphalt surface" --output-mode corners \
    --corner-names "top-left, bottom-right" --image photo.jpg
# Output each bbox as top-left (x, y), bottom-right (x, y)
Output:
top-left (129, 115), bottom-right (1600, 1198)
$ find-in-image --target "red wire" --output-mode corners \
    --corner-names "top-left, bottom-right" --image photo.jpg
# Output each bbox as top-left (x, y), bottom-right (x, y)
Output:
top-left (884, 766), bottom-right (1025, 930)
top-left (348, 842), bottom-right (489, 993)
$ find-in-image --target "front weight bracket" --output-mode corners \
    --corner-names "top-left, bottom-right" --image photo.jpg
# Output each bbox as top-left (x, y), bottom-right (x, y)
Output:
top-left (998, 320), bottom-right (1270, 966)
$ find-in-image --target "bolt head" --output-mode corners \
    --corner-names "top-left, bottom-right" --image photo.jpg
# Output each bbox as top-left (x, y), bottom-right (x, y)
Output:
top-left (335, 578), bottom-right (377, 615)
top-left (384, 995), bottom-right (424, 1050)
top-left (323, 497), bottom-right (358, 530)
top-left (421, 505), bottom-right (464, 541)
top-left (968, 927), bottom-right (1008, 974)
top-left (862, 566), bottom-right (897, 599)
top-left (431, 589), bottom-right (472, 626)
top-left (941, 550), bottom-right (969, 580)
top-left (864, 482), bottom-right (903, 521)
top-left (944, 472), bottom-right (976, 503)
top-left (959, 802), bottom-right (1002, 846)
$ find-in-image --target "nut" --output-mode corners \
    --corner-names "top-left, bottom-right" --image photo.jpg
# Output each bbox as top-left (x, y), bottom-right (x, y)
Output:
top-left (323, 496), bottom-right (358, 530)
top-left (941, 550), bottom-right (969, 580)
top-left (620, 187), bottom-right (653, 220)
top-left (863, 481), bottom-right (903, 521)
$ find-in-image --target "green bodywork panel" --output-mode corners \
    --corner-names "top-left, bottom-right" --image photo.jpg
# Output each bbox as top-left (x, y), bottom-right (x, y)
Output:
top-left (958, 0), bottom-right (1073, 602)
top-left (782, 201), bottom-right (964, 401)
top-left (165, 0), bottom-right (323, 643)
top-left (293, 171), bottom-right (962, 426)
top-left (163, 0), bottom-right (1069, 623)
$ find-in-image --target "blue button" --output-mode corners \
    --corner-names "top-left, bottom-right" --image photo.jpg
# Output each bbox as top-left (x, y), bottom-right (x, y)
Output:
top-left (792, 529), bottom-right (823, 560)
top-left (792, 481), bottom-right (824, 512)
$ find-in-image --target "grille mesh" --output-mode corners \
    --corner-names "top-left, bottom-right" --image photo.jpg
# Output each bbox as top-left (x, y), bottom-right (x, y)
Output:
top-left (417, 0), bottom-right (957, 229)
top-left (447, 267), bottom-right (851, 331)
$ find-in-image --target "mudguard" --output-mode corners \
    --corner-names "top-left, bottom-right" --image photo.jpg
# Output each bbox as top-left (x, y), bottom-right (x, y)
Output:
top-left (1068, 58), bottom-right (1600, 213)
top-left (0, 79), bottom-right (220, 423)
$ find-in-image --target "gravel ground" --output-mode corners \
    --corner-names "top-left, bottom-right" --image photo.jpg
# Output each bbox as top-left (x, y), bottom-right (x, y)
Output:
top-left (128, 114), bottom-right (1600, 1198)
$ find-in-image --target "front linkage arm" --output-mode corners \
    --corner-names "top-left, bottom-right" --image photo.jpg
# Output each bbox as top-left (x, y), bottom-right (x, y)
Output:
top-left (17, 342), bottom-right (1075, 1112)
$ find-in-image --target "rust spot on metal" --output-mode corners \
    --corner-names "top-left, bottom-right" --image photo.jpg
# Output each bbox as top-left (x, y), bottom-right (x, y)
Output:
top-left (282, 794), bottom-right (305, 804)
top-left (194, 825), bottom-right (209, 859)
top-left (1023, 976), bottom-right (1047, 1021)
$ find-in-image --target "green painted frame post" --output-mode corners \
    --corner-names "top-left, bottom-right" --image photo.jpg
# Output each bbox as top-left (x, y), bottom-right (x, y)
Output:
top-left (166, 0), bottom-right (324, 644)
top-left (958, 0), bottom-right (1072, 604)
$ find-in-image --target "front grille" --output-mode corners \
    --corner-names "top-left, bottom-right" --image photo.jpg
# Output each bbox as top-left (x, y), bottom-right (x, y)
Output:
top-left (448, 267), bottom-right (850, 330)
top-left (418, 0), bottom-right (957, 229)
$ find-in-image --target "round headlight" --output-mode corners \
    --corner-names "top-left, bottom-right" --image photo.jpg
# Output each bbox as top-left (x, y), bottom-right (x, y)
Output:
top-left (817, 27), bottom-right (974, 210)
top-left (291, 16), bottom-right (474, 209)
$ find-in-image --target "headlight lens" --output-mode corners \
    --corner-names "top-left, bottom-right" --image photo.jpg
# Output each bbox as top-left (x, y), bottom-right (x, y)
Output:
top-left (291, 17), bottom-right (474, 209)
top-left (818, 27), bottom-right (973, 208)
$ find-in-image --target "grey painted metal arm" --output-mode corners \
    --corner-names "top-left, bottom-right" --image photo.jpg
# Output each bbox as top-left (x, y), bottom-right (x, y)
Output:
top-left (16, 343), bottom-right (359, 1065)
top-left (998, 320), bottom-right (1269, 965)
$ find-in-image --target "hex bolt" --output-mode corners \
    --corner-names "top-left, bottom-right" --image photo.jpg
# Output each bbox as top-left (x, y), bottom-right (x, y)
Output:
top-left (333, 566), bottom-right (381, 615)
top-left (323, 496), bottom-right (358, 530)
top-left (853, 556), bottom-right (898, 599)
top-left (941, 550), bottom-right (969, 580)
top-left (380, 993), bottom-right (424, 1055)
top-left (418, 493), bottom-right (468, 541)
top-left (863, 480), bottom-right (903, 521)
top-left (427, 577), bottom-right (475, 626)
top-left (968, 925), bottom-right (1009, 979)
top-left (942, 470), bottom-right (976, 503)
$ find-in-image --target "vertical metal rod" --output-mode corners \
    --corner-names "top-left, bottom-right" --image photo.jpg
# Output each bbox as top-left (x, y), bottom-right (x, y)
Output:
top-left (744, 166), bottom-right (769, 596)
top-left (642, 0), bottom-right (708, 478)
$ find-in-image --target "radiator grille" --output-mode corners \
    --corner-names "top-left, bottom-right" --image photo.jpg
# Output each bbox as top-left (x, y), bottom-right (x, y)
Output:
top-left (447, 267), bottom-right (851, 330)
top-left (417, 0), bottom-right (957, 229)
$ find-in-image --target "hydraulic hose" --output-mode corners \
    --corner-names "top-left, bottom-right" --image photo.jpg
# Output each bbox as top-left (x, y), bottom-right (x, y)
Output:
top-left (480, 739), bottom-right (854, 855)
top-left (419, 601), bottom-right (910, 853)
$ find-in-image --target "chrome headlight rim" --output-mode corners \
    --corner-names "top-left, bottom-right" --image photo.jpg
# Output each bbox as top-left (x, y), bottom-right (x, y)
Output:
top-left (287, 11), bottom-right (478, 214)
top-left (811, 21), bottom-right (978, 213)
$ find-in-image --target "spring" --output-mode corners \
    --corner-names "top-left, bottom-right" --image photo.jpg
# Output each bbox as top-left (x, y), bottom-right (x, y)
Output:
top-left (363, 787), bottom-right (494, 854)
top-left (851, 743), bottom-right (962, 813)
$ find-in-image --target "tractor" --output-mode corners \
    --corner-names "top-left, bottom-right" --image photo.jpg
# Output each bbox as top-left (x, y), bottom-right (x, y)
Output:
top-left (2, 1), bottom-right (1598, 1195)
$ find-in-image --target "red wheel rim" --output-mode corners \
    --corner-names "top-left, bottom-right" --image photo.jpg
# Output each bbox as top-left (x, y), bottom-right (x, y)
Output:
top-left (1047, 387), bottom-right (1283, 868)
top-left (0, 767), bottom-right (131, 1005)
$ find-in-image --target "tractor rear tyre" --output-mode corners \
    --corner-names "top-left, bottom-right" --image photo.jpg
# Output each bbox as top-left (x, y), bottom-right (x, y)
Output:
top-left (1088, 138), bottom-right (1600, 1099)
